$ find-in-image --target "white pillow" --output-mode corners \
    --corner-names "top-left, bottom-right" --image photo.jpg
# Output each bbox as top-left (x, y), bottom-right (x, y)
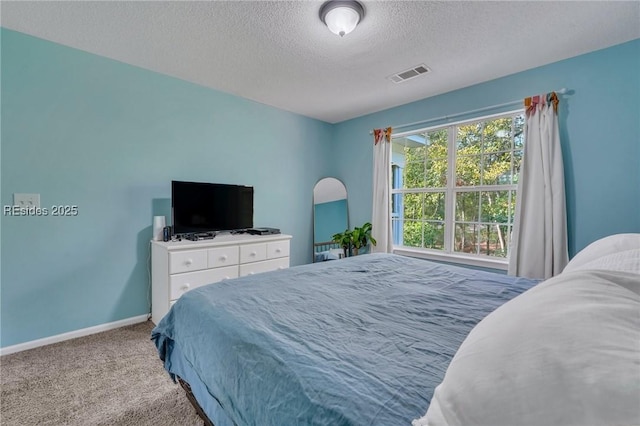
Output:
top-left (564, 233), bottom-right (640, 273)
top-left (413, 269), bottom-right (640, 426)
top-left (566, 248), bottom-right (640, 274)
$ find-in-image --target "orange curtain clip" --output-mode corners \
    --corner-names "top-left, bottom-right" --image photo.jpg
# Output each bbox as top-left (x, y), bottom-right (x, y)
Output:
top-left (374, 127), bottom-right (393, 145)
top-left (384, 127), bottom-right (392, 143)
top-left (549, 92), bottom-right (559, 114)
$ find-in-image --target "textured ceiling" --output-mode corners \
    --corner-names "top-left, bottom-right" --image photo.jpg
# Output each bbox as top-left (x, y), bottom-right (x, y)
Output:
top-left (2, 1), bottom-right (639, 123)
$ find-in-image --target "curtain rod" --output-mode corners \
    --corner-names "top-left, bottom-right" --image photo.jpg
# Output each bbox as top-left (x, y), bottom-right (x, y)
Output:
top-left (370, 88), bottom-right (568, 135)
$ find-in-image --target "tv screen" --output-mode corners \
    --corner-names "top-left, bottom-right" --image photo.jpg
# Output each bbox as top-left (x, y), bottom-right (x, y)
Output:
top-left (171, 181), bottom-right (253, 234)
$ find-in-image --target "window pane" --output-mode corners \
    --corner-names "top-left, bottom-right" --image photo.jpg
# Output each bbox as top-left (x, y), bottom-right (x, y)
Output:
top-left (513, 150), bottom-right (523, 184)
top-left (483, 117), bottom-right (513, 152)
top-left (391, 192), bottom-right (401, 216)
top-left (424, 192), bottom-right (446, 221)
top-left (403, 193), bottom-right (423, 220)
top-left (425, 129), bottom-right (448, 187)
top-left (457, 123), bottom-right (483, 152)
top-left (402, 142), bottom-right (425, 159)
top-left (514, 114), bottom-right (525, 149)
top-left (480, 191), bottom-right (510, 223)
top-left (391, 217), bottom-right (402, 245)
top-left (426, 159), bottom-right (447, 187)
top-left (403, 161), bottom-right (426, 189)
top-left (482, 151), bottom-right (512, 185)
top-left (393, 136), bottom-right (427, 189)
top-left (454, 222), bottom-right (479, 254)
top-left (425, 129), bottom-right (448, 158)
top-left (456, 155), bottom-right (481, 186)
top-left (479, 224), bottom-right (510, 257)
top-left (391, 165), bottom-right (401, 190)
top-left (402, 220), bottom-right (423, 248)
top-left (455, 191), bottom-right (479, 222)
top-left (423, 222), bottom-right (445, 250)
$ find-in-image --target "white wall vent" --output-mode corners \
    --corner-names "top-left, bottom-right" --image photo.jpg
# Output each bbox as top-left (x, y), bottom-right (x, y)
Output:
top-left (388, 64), bottom-right (430, 83)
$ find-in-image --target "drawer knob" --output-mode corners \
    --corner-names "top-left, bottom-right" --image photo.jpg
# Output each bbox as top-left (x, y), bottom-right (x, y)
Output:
top-left (275, 248), bottom-right (281, 253)
top-left (224, 276), bottom-right (230, 280)
top-left (250, 251), bottom-right (257, 256)
top-left (184, 259), bottom-right (193, 266)
top-left (220, 255), bottom-right (228, 261)
top-left (181, 283), bottom-right (190, 291)
top-left (249, 272), bottom-right (255, 275)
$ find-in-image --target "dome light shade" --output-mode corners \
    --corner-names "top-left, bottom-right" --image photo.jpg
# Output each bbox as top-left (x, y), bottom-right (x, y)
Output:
top-left (320, 1), bottom-right (364, 37)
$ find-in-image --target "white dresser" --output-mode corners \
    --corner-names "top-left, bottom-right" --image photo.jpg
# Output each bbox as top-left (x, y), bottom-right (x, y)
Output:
top-left (151, 233), bottom-right (292, 324)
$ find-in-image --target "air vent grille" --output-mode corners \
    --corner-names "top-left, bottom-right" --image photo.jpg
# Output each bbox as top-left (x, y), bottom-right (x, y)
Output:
top-left (388, 64), bottom-right (430, 83)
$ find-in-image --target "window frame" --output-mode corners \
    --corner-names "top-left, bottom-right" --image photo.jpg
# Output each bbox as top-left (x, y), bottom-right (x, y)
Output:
top-left (390, 109), bottom-right (525, 270)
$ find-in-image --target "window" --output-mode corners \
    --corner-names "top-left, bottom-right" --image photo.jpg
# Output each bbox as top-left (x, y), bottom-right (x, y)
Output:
top-left (391, 111), bottom-right (525, 266)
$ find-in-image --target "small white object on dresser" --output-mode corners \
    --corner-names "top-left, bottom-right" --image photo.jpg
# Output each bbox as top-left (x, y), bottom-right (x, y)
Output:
top-left (151, 233), bottom-right (292, 324)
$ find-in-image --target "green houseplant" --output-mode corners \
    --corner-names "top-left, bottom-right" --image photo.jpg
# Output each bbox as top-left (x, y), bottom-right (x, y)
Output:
top-left (351, 222), bottom-right (376, 256)
top-left (332, 229), bottom-right (353, 258)
top-left (332, 222), bottom-right (377, 257)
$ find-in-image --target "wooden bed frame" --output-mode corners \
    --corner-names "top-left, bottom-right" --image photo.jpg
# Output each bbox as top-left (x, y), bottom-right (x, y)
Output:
top-left (177, 377), bottom-right (214, 426)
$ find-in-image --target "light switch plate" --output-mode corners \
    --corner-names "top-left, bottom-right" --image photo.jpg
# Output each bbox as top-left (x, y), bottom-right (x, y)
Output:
top-left (14, 193), bottom-right (40, 208)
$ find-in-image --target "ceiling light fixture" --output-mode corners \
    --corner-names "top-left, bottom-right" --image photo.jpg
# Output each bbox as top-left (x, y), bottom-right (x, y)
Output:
top-left (319, 1), bottom-right (365, 37)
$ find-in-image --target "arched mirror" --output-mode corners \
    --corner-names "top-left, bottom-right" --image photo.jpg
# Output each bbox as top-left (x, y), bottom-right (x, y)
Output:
top-left (313, 178), bottom-right (348, 262)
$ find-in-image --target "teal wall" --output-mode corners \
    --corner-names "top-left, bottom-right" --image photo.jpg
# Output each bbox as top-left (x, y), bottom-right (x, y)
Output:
top-left (2, 28), bottom-right (639, 349)
top-left (0, 29), bottom-right (332, 347)
top-left (330, 39), bottom-right (640, 260)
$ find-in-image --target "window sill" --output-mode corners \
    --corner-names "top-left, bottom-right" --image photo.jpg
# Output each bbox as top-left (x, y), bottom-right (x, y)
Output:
top-left (392, 247), bottom-right (509, 272)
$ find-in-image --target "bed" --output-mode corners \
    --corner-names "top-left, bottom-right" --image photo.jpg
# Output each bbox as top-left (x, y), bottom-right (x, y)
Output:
top-left (151, 253), bottom-right (539, 425)
top-left (313, 241), bottom-right (343, 262)
top-left (153, 234), bottom-right (640, 426)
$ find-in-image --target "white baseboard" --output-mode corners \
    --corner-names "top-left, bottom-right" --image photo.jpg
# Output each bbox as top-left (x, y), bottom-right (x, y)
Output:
top-left (0, 314), bottom-right (149, 356)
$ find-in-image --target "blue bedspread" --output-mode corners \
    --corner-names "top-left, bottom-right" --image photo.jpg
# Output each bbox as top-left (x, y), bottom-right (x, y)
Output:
top-left (152, 253), bottom-right (538, 426)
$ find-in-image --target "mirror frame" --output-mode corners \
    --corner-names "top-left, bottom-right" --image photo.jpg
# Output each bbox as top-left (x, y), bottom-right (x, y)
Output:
top-left (313, 177), bottom-right (348, 262)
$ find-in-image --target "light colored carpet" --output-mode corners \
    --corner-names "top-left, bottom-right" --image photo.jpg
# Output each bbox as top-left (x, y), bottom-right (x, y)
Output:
top-left (0, 321), bottom-right (204, 426)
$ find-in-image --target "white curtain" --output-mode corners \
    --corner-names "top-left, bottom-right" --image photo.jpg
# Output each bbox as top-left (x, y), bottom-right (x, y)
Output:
top-left (509, 93), bottom-right (568, 279)
top-left (371, 127), bottom-right (393, 253)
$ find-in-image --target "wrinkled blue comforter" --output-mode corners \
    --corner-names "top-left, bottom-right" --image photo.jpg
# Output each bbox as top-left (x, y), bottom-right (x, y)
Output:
top-left (152, 253), bottom-right (538, 426)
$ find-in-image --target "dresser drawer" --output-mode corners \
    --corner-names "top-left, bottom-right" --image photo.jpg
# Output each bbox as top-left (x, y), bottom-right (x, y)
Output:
top-left (169, 265), bottom-right (239, 300)
top-left (267, 240), bottom-right (290, 259)
top-left (169, 250), bottom-right (208, 274)
top-left (208, 246), bottom-right (239, 268)
top-left (239, 257), bottom-right (289, 277)
top-left (240, 243), bottom-right (267, 264)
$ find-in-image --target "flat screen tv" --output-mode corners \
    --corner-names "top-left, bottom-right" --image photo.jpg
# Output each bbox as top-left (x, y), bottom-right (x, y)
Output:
top-left (171, 180), bottom-right (254, 235)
